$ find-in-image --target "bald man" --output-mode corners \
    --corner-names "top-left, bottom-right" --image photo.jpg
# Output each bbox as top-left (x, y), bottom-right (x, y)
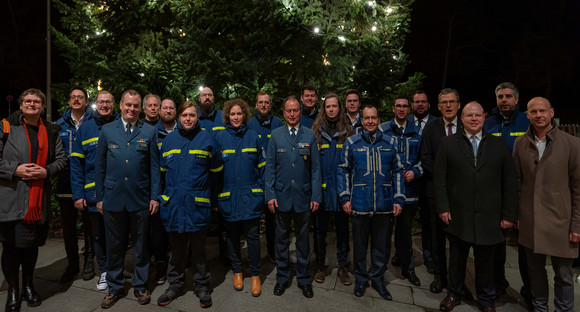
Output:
top-left (434, 102), bottom-right (518, 312)
top-left (513, 97), bottom-right (580, 312)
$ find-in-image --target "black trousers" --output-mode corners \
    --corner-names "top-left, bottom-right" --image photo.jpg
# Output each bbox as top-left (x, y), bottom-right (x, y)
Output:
top-left (59, 198), bottom-right (92, 263)
top-left (418, 194), bottom-right (433, 263)
top-left (150, 212), bottom-right (169, 262)
top-left (352, 214), bottom-right (393, 283)
top-left (447, 234), bottom-right (495, 308)
top-left (87, 211), bottom-right (107, 273)
top-left (312, 210), bottom-right (350, 267)
top-left (394, 203), bottom-right (418, 270)
top-left (167, 230), bottom-right (210, 292)
top-left (428, 198), bottom-right (448, 279)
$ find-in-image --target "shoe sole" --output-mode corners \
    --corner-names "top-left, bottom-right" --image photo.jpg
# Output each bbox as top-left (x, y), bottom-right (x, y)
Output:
top-left (97, 285), bottom-right (108, 291)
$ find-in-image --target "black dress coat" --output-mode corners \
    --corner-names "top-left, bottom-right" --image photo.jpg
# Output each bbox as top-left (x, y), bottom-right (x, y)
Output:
top-left (433, 131), bottom-right (518, 245)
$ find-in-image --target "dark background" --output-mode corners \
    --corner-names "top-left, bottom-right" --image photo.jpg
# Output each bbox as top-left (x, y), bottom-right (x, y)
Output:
top-left (2, 0), bottom-right (579, 123)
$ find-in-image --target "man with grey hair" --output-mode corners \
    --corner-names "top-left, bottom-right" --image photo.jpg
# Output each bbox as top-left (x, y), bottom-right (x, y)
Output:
top-left (483, 82), bottom-right (532, 304)
top-left (142, 94), bottom-right (161, 125)
top-left (514, 97), bottom-right (580, 312)
top-left (421, 88), bottom-right (462, 294)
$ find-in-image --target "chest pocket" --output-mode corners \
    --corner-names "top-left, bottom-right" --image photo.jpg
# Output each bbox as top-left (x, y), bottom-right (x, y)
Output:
top-left (136, 139), bottom-right (149, 152)
top-left (242, 147), bottom-right (258, 160)
top-left (353, 148), bottom-right (369, 173)
top-left (190, 149), bottom-right (210, 165)
top-left (378, 147), bottom-right (394, 173)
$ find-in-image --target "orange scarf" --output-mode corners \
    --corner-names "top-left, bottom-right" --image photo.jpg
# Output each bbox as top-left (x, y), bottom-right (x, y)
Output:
top-left (23, 118), bottom-right (48, 223)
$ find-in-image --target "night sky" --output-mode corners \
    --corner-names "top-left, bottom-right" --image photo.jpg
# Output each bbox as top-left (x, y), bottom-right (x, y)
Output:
top-left (2, 0), bottom-right (579, 123)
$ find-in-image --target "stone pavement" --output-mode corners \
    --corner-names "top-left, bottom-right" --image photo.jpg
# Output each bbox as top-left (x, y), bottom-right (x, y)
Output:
top-left (1, 233), bottom-right (579, 312)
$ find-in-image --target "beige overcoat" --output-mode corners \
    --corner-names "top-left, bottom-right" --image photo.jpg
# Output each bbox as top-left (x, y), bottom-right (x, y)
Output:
top-left (513, 121), bottom-right (580, 258)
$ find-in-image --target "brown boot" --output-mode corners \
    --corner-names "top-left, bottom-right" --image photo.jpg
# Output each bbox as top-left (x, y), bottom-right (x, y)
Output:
top-left (338, 266), bottom-right (352, 286)
top-left (314, 266), bottom-right (326, 283)
top-left (233, 273), bottom-right (243, 291)
top-left (251, 276), bottom-right (261, 297)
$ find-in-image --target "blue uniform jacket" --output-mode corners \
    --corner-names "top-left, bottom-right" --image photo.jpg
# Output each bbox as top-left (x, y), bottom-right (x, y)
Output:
top-left (247, 112), bottom-right (284, 153)
top-left (198, 106), bottom-right (225, 132)
top-left (338, 130), bottom-right (405, 215)
top-left (154, 119), bottom-right (180, 150)
top-left (299, 106), bottom-right (318, 129)
top-left (70, 111), bottom-right (118, 212)
top-left (95, 119), bottom-right (161, 212)
top-left (317, 127), bottom-right (346, 212)
top-left (55, 107), bottom-right (93, 196)
top-left (215, 125), bottom-right (265, 222)
top-left (159, 126), bottom-right (223, 233)
top-left (379, 119), bottom-right (423, 204)
top-left (265, 125), bottom-right (322, 212)
top-left (483, 105), bottom-right (529, 150)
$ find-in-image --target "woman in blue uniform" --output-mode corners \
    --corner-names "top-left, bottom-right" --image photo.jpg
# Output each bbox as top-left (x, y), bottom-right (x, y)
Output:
top-left (311, 93), bottom-right (353, 285)
top-left (157, 101), bottom-right (223, 309)
top-left (215, 98), bottom-right (265, 297)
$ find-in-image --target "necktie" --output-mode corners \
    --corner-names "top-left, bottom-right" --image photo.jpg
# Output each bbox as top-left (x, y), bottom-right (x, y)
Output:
top-left (471, 136), bottom-right (478, 158)
top-left (399, 126), bottom-right (404, 135)
top-left (447, 123), bottom-right (454, 136)
top-left (291, 127), bottom-right (296, 138)
top-left (126, 123), bottom-right (132, 138)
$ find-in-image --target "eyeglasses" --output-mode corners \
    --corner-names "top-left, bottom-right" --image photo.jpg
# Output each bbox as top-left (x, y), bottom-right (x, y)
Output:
top-left (70, 95), bottom-right (85, 100)
top-left (97, 100), bottom-right (114, 105)
top-left (439, 100), bottom-right (458, 105)
top-left (24, 99), bottom-right (42, 106)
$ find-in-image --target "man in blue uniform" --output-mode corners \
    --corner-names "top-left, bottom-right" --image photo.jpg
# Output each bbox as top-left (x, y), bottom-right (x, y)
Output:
top-left (55, 86), bottom-right (94, 283)
top-left (407, 90), bottom-right (437, 274)
top-left (483, 82), bottom-right (532, 304)
top-left (379, 96), bottom-right (422, 287)
top-left (265, 96), bottom-right (322, 298)
top-left (198, 87), bottom-right (225, 132)
top-left (95, 90), bottom-right (160, 308)
top-left (247, 91), bottom-right (283, 261)
top-left (70, 90), bottom-right (118, 291)
top-left (338, 104), bottom-right (405, 300)
top-left (299, 85), bottom-right (319, 129)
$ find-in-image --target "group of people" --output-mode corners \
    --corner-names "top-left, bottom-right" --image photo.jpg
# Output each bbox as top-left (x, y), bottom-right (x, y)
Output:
top-left (0, 82), bottom-right (578, 312)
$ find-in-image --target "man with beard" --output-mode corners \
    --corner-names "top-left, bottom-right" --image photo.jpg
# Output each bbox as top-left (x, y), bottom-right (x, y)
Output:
top-left (142, 94), bottom-right (161, 126)
top-left (197, 87), bottom-right (228, 262)
top-left (70, 90), bottom-right (118, 291)
top-left (299, 85), bottom-right (319, 129)
top-left (198, 87), bottom-right (225, 132)
top-left (406, 90), bottom-right (437, 275)
top-left (55, 86), bottom-right (94, 283)
top-left (247, 91), bottom-right (283, 262)
top-left (151, 98), bottom-right (177, 285)
top-left (483, 82), bottom-right (531, 304)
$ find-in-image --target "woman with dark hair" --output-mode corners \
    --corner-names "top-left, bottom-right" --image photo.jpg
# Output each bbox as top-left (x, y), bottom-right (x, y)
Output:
top-left (0, 88), bottom-right (66, 311)
top-left (214, 98), bottom-right (264, 297)
top-left (311, 93), bottom-right (353, 285)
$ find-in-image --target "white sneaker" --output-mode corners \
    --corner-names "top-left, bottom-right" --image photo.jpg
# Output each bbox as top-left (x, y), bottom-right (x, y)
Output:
top-left (97, 272), bottom-right (108, 291)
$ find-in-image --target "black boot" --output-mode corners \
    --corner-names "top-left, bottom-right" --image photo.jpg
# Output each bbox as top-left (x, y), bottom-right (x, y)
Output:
top-left (82, 256), bottom-right (95, 280)
top-left (5, 283), bottom-right (21, 312)
top-left (21, 278), bottom-right (41, 307)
